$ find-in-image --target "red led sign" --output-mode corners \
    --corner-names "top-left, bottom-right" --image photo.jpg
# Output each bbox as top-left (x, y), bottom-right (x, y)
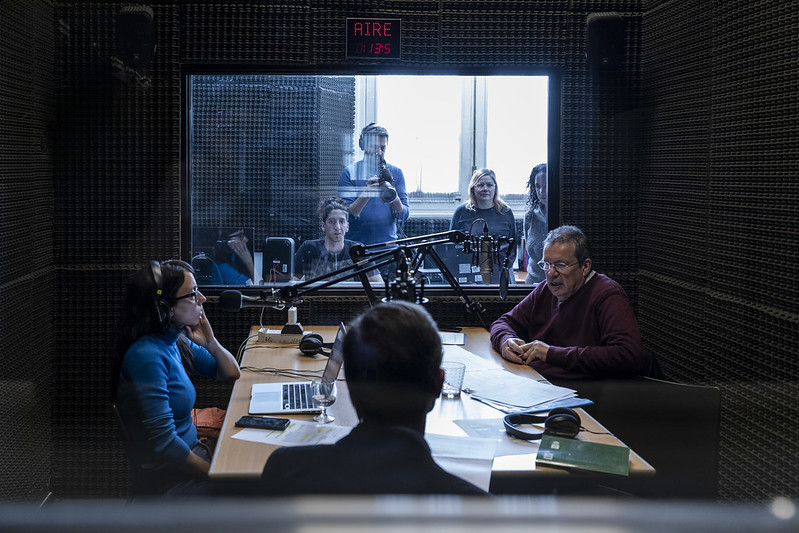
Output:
top-left (346, 18), bottom-right (401, 59)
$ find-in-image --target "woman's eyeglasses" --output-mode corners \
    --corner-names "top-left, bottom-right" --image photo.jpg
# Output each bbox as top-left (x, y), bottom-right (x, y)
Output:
top-left (175, 288), bottom-right (201, 303)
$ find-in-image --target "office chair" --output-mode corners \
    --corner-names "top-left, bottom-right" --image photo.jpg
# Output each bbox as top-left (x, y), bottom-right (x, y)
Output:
top-left (642, 347), bottom-right (665, 380)
top-left (590, 376), bottom-right (721, 498)
top-left (110, 402), bottom-right (148, 499)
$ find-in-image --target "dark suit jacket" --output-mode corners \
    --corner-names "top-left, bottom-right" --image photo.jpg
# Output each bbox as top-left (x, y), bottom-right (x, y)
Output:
top-left (260, 423), bottom-right (488, 495)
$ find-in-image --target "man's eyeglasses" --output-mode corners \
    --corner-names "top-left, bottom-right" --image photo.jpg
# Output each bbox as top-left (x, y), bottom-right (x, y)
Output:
top-left (537, 260), bottom-right (580, 273)
top-left (175, 289), bottom-right (201, 303)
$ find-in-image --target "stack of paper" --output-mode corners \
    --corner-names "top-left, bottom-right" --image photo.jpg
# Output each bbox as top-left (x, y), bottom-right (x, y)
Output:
top-left (462, 368), bottom-right (576, 411)
top-left (442, 345), bottom-right (577, 412)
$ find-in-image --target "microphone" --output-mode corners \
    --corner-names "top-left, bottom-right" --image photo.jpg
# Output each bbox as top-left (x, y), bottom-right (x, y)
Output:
top-left (499, 265), bottom-right (509, 300)
top-left (218, 290), bottom-right (275, 312)
top-left (479, 226), bottom-right (494, 285)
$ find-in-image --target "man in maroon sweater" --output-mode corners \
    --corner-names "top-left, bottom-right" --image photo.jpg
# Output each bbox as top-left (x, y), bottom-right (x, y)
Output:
top-left (490, 225), bottom-right (645, 381)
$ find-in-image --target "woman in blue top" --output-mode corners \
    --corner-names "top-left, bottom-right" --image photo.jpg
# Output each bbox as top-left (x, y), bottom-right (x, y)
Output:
top-left (111, 260), bottom-right (240, 496)
top-left (449, 168), bottom-right (517, 284)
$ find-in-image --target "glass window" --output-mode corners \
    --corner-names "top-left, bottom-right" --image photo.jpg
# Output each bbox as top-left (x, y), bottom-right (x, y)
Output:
top-left (183, 70), bottom-right (558, 289)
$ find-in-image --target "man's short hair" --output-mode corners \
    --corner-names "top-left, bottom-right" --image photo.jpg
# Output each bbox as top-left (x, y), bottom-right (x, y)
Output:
top-left (343, 301), bottom-right (442, 419)
top-left (543, 225), bottom-right (592, 264)
top-left (358, 123), bottom-right (389, 150)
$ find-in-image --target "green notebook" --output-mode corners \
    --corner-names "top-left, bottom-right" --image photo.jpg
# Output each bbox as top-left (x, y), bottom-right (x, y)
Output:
top-left (536, 435), bottom-right (630, 476)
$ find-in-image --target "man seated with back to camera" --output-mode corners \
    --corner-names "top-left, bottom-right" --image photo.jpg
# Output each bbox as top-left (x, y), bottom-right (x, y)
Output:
top-left (293, 197), bottom-right (382, 284)
top-left (490, 225), bottom-right (645, 392)
top-left (260, 301), bottom-right (487, 495)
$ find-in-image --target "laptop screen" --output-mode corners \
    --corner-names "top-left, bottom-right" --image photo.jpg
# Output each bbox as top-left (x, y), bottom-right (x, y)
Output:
top-left (321, 322), bottom-right (346, 384)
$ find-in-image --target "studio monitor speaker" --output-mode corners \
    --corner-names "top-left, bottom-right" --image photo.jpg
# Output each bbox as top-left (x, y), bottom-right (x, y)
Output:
top-left (264, 237), bottom-right (295, 283)
top-left (117, 5), bottom-right (156, 67)
top-left (586, 12), bottom-right (624, 69)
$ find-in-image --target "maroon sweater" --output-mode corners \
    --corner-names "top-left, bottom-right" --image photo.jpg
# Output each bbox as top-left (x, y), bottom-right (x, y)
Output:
top-left (490, 273), bottom-right (645, 380)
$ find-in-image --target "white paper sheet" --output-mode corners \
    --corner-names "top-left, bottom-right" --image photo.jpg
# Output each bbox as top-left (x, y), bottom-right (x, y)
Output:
top-left (442, 344), bottom-right (502, 371)
top-left (462, 368), bottom-right (575, 409)
top-left (453, 417), bottom-right (543, 457)
top-left (231, 419), bottom-right (353, 447)
top-left (426, 432), bottom-right (497, 492)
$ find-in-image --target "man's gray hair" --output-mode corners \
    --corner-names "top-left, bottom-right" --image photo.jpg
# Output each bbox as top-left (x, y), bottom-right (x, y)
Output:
top-left (543, 225), bottom-right (592, 263)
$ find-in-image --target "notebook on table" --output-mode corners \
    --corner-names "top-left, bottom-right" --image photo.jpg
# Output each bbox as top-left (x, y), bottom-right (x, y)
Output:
top-left (248, 322), bottom-right (346, 415)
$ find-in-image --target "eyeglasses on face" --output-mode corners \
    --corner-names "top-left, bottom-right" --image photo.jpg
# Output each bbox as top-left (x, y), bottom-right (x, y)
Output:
top-left (175, 288), bottom-right (201, 303)
top-left (537, 260), bottom-right (580, 273)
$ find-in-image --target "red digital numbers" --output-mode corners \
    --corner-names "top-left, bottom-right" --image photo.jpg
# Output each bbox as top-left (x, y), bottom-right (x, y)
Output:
top-left (354, 43), bottom-right (392, 55)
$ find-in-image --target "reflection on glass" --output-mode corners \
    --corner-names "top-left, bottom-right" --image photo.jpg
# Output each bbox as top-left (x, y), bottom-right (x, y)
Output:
top-left (185, 73), bottom-right (553, 288)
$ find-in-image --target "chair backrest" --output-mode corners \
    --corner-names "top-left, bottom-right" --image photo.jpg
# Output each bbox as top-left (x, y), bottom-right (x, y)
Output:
top-left (591, 376), bottom-right (721, 498)
top-left (641, 347), bottom-right (665, 380)
top-left (110, 402), bottom-right (147, 498)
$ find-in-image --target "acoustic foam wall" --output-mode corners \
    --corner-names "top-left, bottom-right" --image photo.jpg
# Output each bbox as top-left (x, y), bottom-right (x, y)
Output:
top-left (640, 0), bottom-right (799, 500)
top-left (0, 0), bottom-right (55, 502)
top-left (189, 75), bottom-right (355, 251)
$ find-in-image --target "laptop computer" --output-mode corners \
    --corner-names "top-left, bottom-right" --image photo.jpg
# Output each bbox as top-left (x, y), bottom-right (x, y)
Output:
top-left (248, 322), bottom-right (346, 415)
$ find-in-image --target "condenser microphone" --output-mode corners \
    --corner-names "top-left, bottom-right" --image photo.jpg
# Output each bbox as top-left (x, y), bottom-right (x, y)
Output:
top-left (499, 265), bottom-right (510, 300)
top-left (479, 227), bottom-right (494, 285)
top-left (218, 290), bottom-right (274, 312)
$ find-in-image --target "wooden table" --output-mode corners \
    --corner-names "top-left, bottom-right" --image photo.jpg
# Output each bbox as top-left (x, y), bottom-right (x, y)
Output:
top-left (210, 326), bottom-right (654, 489)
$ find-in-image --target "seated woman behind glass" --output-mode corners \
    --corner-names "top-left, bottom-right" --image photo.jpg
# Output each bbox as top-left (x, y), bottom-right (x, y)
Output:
top-left (449, 168), bottom-right (517, 284)
top-left (294, 198), bottom-right (383, 283)
top-left (524, 163), bottom-right (547, 284)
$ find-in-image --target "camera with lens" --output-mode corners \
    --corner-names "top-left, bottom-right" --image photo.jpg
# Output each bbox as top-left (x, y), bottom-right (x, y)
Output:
top-left (378, 165), bottom-right (397, 203)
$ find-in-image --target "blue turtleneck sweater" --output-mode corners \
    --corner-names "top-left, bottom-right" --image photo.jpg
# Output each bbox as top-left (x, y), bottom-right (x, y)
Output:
top-left (117, 328), bottom-right (217, 465)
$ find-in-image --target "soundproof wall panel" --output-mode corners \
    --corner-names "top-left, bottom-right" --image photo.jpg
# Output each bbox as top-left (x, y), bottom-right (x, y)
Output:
top-left (641, 0), bottom-right (798, 501)
top-left (181, 2), bottom-right (312, 63)
top-left (189, 75), bottom-right (355, 253)
top-left (0, 0), bottom-right (55, 502)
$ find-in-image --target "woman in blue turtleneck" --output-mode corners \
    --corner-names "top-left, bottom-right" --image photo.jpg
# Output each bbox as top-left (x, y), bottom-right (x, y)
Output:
top-left (111, 260), bottom-right (240, 496)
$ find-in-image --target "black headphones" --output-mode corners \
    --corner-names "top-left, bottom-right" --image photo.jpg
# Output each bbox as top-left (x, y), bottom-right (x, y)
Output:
top-left (358, 123), bottom-right (388, 150)
top-left (150, 260), bottom-right (172, 326)
top-left (503, 407), bottom-right (582, 440)
top-left (298, 333), bottom-right (333, 356)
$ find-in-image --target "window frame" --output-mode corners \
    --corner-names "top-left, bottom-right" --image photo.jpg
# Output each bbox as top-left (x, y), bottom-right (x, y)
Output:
top-left (180, 64), bottom-right (562, 295)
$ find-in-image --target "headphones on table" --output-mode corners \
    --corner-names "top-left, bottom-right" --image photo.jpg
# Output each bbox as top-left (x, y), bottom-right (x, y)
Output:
top-left (149, 260), bottom-right (172, 326)
top-left (503, 407), bottom-right (582, 440)
top-left (298, 332), bottom-right (334, 357)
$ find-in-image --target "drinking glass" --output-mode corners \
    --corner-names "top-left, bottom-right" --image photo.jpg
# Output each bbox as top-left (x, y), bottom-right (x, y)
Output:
top-left (311, 379), bottom-right (337, 424)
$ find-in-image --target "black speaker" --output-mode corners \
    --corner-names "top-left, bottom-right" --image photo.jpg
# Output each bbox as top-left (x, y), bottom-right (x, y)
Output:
top-left (586, 12), bottom-right (624, 69)
top-left (116, 5), bottom-right (156, 67)
top-left (263, 237), bottom-right (295, 283)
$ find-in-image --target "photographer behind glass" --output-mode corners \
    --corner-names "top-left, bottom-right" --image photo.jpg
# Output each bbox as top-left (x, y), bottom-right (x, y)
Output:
top-left (337, 123), bottom-right (409, 252)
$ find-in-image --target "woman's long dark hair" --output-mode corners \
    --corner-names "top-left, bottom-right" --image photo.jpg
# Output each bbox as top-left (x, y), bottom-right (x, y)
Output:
top-left (110, 260), bottom-right (196, 399)
top-left (526, 163), bottom-right (547, 211)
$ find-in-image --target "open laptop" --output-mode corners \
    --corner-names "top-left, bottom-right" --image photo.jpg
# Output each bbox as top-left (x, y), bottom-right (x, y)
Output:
top-left (248, 322), bottom-right (346, 415)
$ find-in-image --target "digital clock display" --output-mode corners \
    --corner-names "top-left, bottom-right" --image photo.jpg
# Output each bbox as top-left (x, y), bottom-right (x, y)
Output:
top-left (346, 18), bottom-right (401, 59)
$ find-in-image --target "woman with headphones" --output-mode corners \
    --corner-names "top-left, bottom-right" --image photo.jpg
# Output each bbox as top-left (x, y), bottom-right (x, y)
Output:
top-left (110, 260), bottom-right (240, 496)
